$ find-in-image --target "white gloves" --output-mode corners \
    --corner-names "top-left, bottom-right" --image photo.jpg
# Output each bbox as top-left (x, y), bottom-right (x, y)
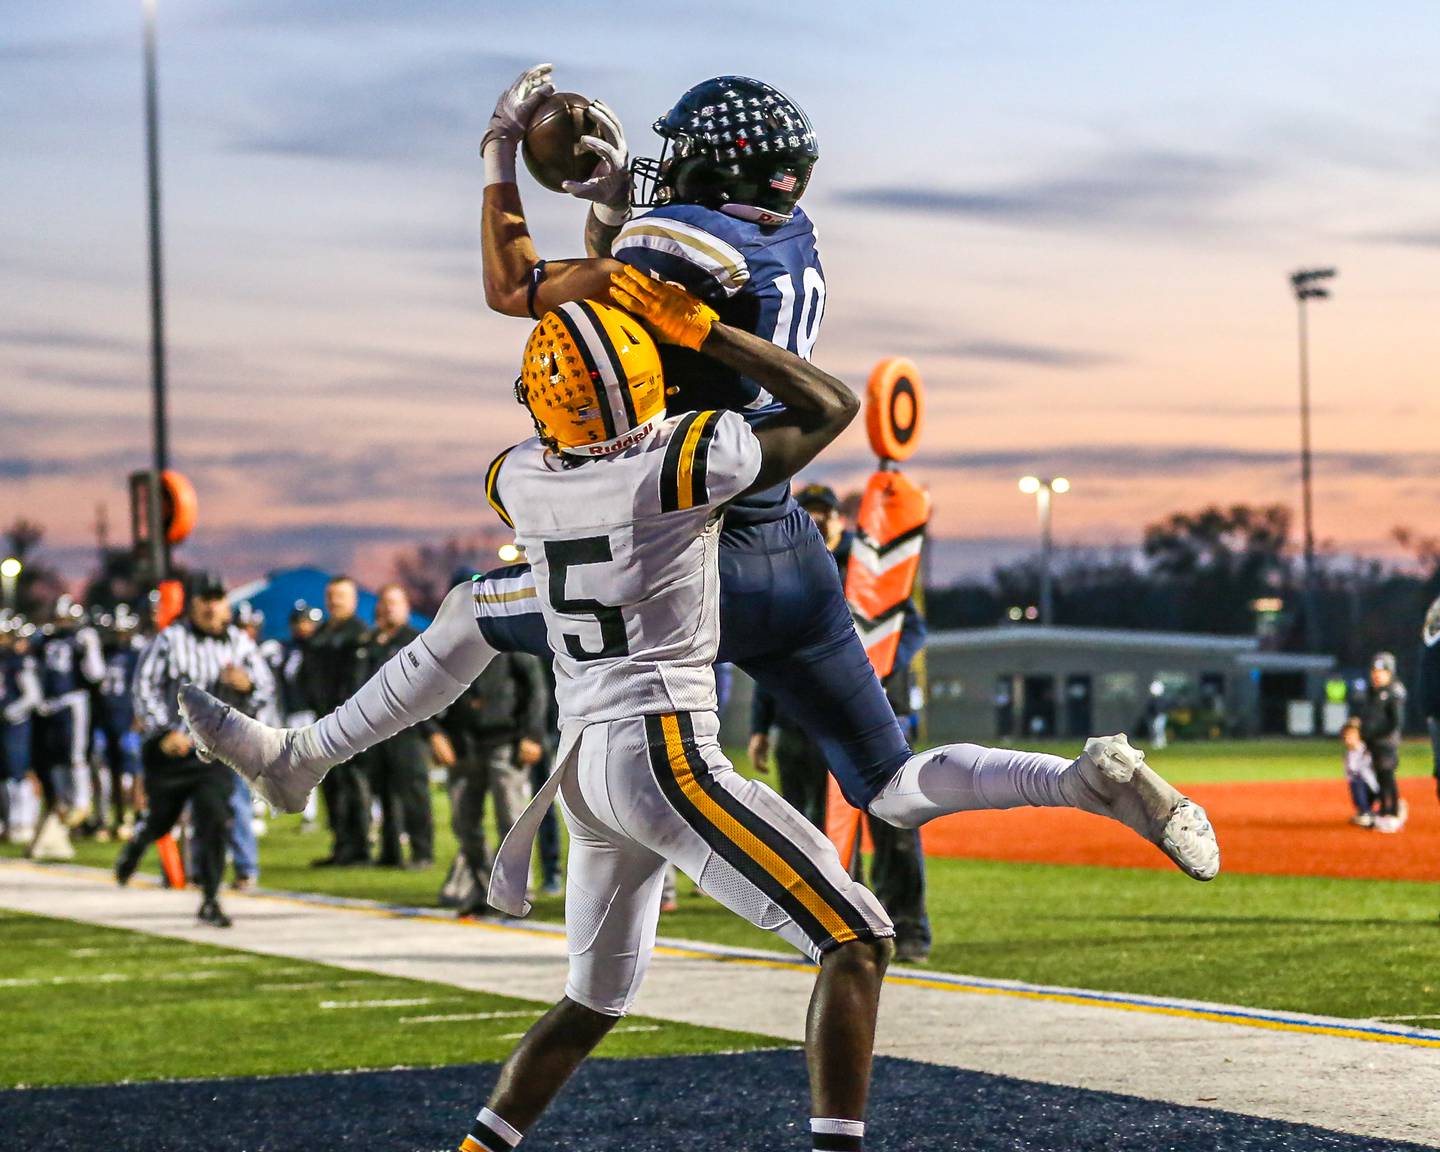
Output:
top-left (561, 98), bottom-right (631, 226)
top-left (481, 62), bottom-right (555, 184)
top-left (481, 62), bottom-right (631, 222)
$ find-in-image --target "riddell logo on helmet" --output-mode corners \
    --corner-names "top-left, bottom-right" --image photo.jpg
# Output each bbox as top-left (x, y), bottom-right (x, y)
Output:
top-left (572, 423), bottom-right (657, 457)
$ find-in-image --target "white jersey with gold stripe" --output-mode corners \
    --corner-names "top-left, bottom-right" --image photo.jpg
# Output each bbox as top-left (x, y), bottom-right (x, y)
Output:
top-left (483, 409), bottom-right (762, 726)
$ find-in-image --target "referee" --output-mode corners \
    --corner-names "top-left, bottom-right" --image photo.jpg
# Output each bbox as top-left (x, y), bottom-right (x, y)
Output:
top-left (116, 573), bottom-right (275, 927)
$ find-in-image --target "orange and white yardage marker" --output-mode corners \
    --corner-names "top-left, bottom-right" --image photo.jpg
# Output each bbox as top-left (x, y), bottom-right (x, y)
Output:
top-left (827, 358), bottom-right (932, 866)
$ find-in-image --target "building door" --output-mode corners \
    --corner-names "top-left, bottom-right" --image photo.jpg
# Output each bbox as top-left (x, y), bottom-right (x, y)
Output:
top-left (1258, 671), bottom-right (1306, 735)
top-left (994, 675), bottom-right (1017, 738)
top-left (1065, 674), bottom-right (1093, 737)
top-left (1022, 675), bottom-right (1058, 738)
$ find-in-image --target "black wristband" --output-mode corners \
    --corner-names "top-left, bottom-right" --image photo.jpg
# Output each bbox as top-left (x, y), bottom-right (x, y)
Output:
top-left (526, 260), bottom-right (548, 320)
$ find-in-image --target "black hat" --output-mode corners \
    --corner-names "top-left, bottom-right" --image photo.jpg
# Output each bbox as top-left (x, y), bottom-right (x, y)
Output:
top-left (795, 483), bottom-right (840, 513)
top-left (290, 599), bottom-right (323, 624)
top-left (187, 572), bottom-right (227, 600)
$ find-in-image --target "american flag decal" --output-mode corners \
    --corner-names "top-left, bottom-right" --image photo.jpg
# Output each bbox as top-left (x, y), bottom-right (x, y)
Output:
top-left (769, 171), bottom-right (797, 192)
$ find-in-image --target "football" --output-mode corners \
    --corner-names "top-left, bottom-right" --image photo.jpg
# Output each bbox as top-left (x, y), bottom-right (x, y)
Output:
top-left (522, 91), bottom-right (602, 193)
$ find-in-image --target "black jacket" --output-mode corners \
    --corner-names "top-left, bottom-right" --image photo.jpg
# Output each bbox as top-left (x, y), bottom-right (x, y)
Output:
top-left (437, 652), bottom-right (548, 758)
top-left (1419, 637), bottom-right (1440, 720)
top-left (298, 614), bottom-right (368, 717)
top-left (1356, 681), bottom-right (1406, 757)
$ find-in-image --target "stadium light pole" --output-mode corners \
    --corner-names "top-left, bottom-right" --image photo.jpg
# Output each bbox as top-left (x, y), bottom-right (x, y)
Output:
top-left (142, 0), bottom-right (171, 581)
top-left (1291, 267), bottom-right (1336, 653)
top-left (0, 557), bottom-right (21, 611)
top-left (1019, 476), bottom-right (1069, 625)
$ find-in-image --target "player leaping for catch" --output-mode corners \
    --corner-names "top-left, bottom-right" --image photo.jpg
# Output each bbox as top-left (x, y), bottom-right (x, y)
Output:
top-left (474, 65), bottom-right (1220, 879)
top-left (182, 67), bottom-right (1215, 908)
top-left (190, 279), bottom-right (895, 1151)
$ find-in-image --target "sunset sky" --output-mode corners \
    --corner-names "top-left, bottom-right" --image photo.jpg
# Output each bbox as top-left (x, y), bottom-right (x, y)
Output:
top-left (5, 1), bottom-right (1439, 587)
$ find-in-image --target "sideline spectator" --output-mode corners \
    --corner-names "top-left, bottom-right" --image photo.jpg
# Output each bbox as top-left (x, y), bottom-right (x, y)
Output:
top-left (282, 601), bottom-right (323, 829)
top-left (1422, 595), bottom-right (1440, 806)
top-left (359, 583), bottom-right (435, 870)
top-left (300, 576), bottom-right (370, 866)
top-left (225, 602), bottom-right (271, 888)
top-left (118, 573), bottom-right (274, 927)
top-left (433, 652), bottom-right (546, 918)
top-left (93, 606), bottom-right (144, 840)
top-left (1354, 652), bottom-right (1407, 834)
top-left (1, 621), bottom-right (42, 842)
top-left (32, 597), bottom-right (104, 833)
top-left (1340, 716), bottom-right (1379, 827)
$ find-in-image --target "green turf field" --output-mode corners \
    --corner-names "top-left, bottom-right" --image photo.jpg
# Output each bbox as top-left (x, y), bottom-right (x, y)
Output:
top-left (4, 739), bottom-right (1436, 1028)
top-left (0, 910), bottom-right (775, 1088)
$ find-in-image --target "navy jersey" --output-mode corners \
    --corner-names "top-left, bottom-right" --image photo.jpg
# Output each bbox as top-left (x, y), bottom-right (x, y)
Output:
top-left (613, 203), bottom-right (826, 524)
top-left (35, 631), bottom-right (82, 699)
top-left (98, 641), bottom-right (141, 730)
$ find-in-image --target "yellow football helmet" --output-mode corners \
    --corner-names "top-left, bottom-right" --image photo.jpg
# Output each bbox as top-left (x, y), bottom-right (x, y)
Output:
top-left (515, 300), bottom-right (667, 457)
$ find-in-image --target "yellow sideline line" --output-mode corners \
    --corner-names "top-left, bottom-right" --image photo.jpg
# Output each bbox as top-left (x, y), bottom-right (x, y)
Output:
top-left (8, 860), bottom-right (1439, 1051)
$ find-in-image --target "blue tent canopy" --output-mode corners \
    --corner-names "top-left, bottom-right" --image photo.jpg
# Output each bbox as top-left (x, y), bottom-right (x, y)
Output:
top-left (226, 566), bottom-right (431, 642)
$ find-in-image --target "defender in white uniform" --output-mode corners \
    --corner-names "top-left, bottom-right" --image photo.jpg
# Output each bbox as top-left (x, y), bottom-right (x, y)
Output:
top-left (184, 270), bottom-right (893, 1152)
top-left (487, 392), bottom-right (892, 1012)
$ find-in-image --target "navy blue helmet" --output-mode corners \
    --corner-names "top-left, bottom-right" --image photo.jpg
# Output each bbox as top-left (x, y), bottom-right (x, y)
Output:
top-left (631, 76), bottom-right (818, 225)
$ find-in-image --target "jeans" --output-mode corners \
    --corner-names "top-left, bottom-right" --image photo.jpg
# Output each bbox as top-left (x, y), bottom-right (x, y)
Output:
top-left (229, 773), bottom-right (259, 881)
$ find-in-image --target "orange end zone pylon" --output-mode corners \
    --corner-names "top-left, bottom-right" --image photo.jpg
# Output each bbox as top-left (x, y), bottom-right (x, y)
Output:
top-left (826, 358), bottom-right (931, 870)
top-left (156, 832), bottom-right (186, 889)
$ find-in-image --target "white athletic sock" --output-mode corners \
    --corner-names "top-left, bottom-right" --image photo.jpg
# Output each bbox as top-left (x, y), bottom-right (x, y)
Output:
top-left (289, 635), bottom-right (470, 770)
top-left (461, 1106), bottom-right (522, 1151)
top-left (289, 580), bottom-right (494, 772)
top-left (812, 1116), bottom-right (865, 1151)
top-left (867, 743), bottom-right (1078, 828)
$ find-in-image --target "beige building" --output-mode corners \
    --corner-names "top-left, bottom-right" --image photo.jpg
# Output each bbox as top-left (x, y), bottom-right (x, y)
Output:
top-left (923, 626), bottom-right (1335, 742)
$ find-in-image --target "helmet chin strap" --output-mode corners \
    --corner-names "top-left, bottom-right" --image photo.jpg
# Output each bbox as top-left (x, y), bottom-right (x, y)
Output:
top-left (721, 202), bottom-right (793, 226)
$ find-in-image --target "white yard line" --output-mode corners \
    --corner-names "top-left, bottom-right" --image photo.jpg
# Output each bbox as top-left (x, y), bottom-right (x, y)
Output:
top-left (3, 860), bottom-right (1436, 1148)
top-left (401, 1010), bottom-right (539, 1025)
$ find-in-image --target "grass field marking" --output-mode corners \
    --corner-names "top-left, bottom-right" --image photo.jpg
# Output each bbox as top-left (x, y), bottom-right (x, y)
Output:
top-left (0, 972), bottom-right (129, 988)
top-left (11, 859), bottom-right (1440, 1053)
top-left (93, 866), bottom-right (1440, 1052)
top-left (401, 1010), bottom-right (540, 1025)
top-left (317, 997), bottom-right (443, 1010)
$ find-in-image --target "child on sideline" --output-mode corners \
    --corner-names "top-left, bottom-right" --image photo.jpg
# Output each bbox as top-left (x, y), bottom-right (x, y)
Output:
top-left (1342, 717), bottom-right (1379, 828)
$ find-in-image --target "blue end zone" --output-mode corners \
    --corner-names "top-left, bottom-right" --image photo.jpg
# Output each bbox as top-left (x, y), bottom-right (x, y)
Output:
top-left (2, 1050), bottom-right (1427, 1151)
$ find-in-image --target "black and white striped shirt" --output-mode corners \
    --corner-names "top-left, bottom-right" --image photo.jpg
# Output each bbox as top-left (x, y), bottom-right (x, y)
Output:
top-left (132, 622), bottom-right (276, 739)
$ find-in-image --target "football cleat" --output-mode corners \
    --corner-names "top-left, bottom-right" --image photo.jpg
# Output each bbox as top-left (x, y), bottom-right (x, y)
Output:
top-left (1071, 734), bottom-right (1221, 882)
top-left (178, 684), bottom-right (318, 815)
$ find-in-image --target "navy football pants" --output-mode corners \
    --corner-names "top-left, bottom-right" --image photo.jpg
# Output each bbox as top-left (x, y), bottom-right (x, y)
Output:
top-left (476, 506), bottom-right (910, 810)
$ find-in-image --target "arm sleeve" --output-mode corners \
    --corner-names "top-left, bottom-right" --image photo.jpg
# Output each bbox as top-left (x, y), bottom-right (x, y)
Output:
top-left (612, 213), bottom-right (750, 304)
top-left (2, 660), bottom-right (42, 725)
top-left (76, 627), bottom-right (106, 685)
top-left (132, 632), bottom-right (175, 739)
